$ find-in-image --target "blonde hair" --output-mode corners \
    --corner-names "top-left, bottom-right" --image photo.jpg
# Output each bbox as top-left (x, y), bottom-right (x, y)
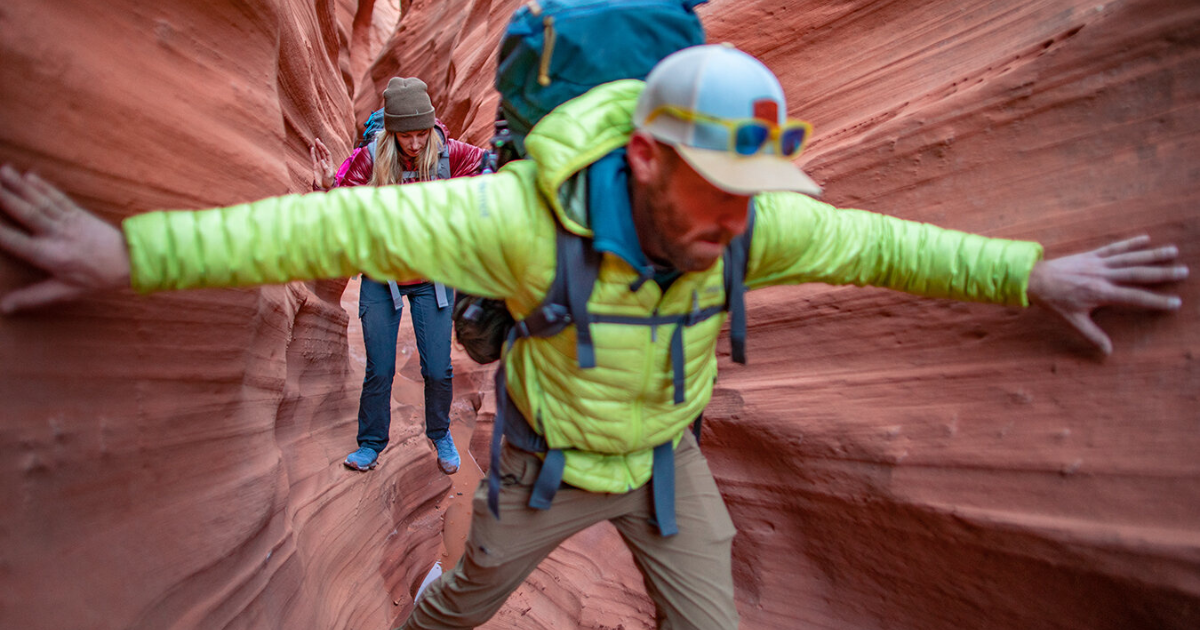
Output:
top-left (369, 129), bottom-right (443, 185)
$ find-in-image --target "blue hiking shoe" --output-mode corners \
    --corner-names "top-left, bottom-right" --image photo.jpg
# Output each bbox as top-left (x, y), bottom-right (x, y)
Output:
top-left (344, 446), bottom-right (379, 471)
top-left (432, 434), bottom-right (460, 475)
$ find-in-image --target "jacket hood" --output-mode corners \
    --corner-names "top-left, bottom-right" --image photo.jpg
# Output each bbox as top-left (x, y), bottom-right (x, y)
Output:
top-left (520, 80), bottom-right (645, 236)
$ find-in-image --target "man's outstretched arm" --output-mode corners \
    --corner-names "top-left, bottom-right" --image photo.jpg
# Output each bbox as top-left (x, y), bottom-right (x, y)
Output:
top-left (1027, 235), bottom-right (1188, 355)
top-left (1, 161), bottom-right (544, 314)
top-left (749, 194), bottom-right (1188, 356)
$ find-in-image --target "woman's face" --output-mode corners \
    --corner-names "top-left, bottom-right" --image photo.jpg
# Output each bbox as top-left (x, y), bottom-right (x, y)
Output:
top-left (395, 129), bottom-right (432, 158)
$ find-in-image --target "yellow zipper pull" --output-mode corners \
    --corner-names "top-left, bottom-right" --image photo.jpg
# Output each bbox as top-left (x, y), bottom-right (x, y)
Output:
top-left (539, 15), bottom-right (556, 86)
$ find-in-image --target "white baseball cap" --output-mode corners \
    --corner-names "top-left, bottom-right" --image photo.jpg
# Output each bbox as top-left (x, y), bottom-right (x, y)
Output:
top-left (634, 44), bottom-right (821, 197)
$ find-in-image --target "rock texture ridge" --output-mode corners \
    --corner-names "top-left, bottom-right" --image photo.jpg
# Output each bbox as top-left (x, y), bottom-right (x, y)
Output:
top-left (0, 1), bottom-right (446, 629)
top-left (1, 1), bottom-right (1197, 630)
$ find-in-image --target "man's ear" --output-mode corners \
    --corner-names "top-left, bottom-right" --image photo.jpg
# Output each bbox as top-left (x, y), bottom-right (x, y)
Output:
top-left (626, 131), bottom-right (661, 185)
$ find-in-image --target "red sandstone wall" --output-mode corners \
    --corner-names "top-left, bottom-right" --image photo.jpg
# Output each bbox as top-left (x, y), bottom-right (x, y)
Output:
top-left (353, 0), bottom-right (514, 143)
top-left (1, 1), bottom-right (1197, 630)
top-left (698, 1), bottom-right (1200, 628)
top-left (0, 2), bottom-right (449, 629)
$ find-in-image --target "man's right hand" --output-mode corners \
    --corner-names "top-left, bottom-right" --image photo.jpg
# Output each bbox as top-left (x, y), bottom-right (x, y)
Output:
top-left (311, 138), bottom-right (337, 190)
top-left (0, 164), bottom-right (130, 314)
top-left (1027, 235), bottom-right (1188, 355)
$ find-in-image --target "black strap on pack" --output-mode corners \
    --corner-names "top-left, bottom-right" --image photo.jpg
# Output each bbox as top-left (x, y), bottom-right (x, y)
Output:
top-left (488, 224), bottom-right (596, 519)
top-left (487, 203), bottom-right (757, 536)
top-left (724, 201), bottom-right (756, 364)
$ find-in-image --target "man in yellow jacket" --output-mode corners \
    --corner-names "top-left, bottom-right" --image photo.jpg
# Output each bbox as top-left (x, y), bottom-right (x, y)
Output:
top-left (0, 45), bottom-right (1187, 629)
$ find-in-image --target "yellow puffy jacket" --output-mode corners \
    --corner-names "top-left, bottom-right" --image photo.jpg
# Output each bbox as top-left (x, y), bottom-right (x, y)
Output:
top-left (123, 80), bottom-right (1043, 494)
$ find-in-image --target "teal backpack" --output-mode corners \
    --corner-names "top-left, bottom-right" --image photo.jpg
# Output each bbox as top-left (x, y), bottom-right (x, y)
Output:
top-left (492, 0), bottom-right (708, 160)
top-left (357, 108), bottom-right (387, 148)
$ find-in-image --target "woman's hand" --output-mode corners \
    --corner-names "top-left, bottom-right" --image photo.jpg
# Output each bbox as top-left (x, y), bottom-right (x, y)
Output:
top-left (311, 138), bottom-right (337, 190)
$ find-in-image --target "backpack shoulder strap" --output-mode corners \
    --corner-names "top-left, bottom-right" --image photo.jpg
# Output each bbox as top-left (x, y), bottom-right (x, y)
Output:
top-left (435, 126), bottom-right (451, 180)
top-left (487, 222), bottom-right (602, 520)
top-left (511, 222), bottom-right (601, 365)
top-left (723, 200), bottom-right (756, 364)
top-left (559, 227), bottom-right (602, 368)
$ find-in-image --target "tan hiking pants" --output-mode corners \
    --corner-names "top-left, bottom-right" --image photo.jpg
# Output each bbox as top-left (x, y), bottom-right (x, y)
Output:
top-left (401, 431), bottom-right (739, 629)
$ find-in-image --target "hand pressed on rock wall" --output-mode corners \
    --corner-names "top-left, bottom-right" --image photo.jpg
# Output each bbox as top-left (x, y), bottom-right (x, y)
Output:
top-left (0, 165), bottom-right (129, 313)
top-left (311, 137), bottom-right (337, 191)
top-left (1027, 235), bottom-right (1188, 355)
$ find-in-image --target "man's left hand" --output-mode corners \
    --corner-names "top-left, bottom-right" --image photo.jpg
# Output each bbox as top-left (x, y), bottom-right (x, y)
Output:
top-left (1028, 235), bottom-right (1188, 355)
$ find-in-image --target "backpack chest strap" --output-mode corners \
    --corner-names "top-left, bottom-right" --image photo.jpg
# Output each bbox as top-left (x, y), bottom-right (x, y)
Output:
top-left (591, 304), bottom-right (724, 404)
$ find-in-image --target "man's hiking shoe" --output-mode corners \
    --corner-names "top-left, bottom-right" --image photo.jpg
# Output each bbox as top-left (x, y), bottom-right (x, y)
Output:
top-left (433, 434), bottom-right (460, 475)
top-left (344, 446), bottom-right (379, 471)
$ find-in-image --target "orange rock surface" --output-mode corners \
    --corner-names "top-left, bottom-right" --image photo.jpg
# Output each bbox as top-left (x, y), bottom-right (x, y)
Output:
top-left (1, 1), bottom-right (1197, 629)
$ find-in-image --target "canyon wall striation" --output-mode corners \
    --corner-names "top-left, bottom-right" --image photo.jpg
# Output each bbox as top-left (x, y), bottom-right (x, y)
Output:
top-left (1, 1), bottom-right (1197, 629)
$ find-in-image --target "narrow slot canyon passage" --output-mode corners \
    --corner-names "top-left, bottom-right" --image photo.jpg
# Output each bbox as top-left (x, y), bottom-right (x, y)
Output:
top-left (1, 1), bottom-right (1197, 629)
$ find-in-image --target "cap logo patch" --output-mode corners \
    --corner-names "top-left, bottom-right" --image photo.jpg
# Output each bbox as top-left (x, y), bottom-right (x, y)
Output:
top-left (752, 99), bottom-right (778, 123)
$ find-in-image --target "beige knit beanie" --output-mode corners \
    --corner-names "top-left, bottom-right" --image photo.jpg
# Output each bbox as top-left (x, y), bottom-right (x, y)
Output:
top-left (383, 77), bottom-right (435, 132)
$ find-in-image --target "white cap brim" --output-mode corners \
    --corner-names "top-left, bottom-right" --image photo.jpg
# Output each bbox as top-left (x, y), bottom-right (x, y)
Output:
top-left (676, 145), bottom-right (822, 197)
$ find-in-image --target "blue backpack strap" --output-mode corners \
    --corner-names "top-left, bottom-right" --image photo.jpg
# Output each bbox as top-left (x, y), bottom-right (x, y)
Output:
top-left (510, 222), bottom-right (587, 342)
top-left (401, 155), bottom-right (450, 182)
top-left (589, 303), bottom-right (723, 405)
top-left (487, 222), bottom-right (601, 519)
top-left (651, 204), bottom-right (753, 535)
top-left (650, 441), bottom-right (679, 537)
top-left (669, 321), bottom-right (688, 404)
top-left (558, 229), bottom-right (601, 368)
top-left (490, 202), bottom-right (747, 526)
top-left (488, 349), bottom-right (555, 519)
top-left (436, 150), bottom-right (451, 181)
top-left (528, 449), bottom-right (565, 510)
top-left (724, 201), bottom-right (756, 364)
top-left (433, 282), bottom-right (450, 309)
top-left (487, 339), bottom-right (513, 519)
top-left (487, 357), bottom-right (563, 517)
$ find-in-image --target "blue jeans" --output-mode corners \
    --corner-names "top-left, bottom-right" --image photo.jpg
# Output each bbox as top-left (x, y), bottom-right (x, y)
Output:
top-left (357, 277), bottom-right (453, 452)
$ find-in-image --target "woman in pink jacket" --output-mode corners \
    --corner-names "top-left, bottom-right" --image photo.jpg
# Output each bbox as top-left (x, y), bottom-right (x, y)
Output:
top-left (312, 77), bottom-right (487, 475)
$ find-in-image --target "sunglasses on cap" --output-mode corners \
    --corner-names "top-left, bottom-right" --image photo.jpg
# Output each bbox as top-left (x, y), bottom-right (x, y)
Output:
top-left (644, 105), bottom-right (813, 158)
